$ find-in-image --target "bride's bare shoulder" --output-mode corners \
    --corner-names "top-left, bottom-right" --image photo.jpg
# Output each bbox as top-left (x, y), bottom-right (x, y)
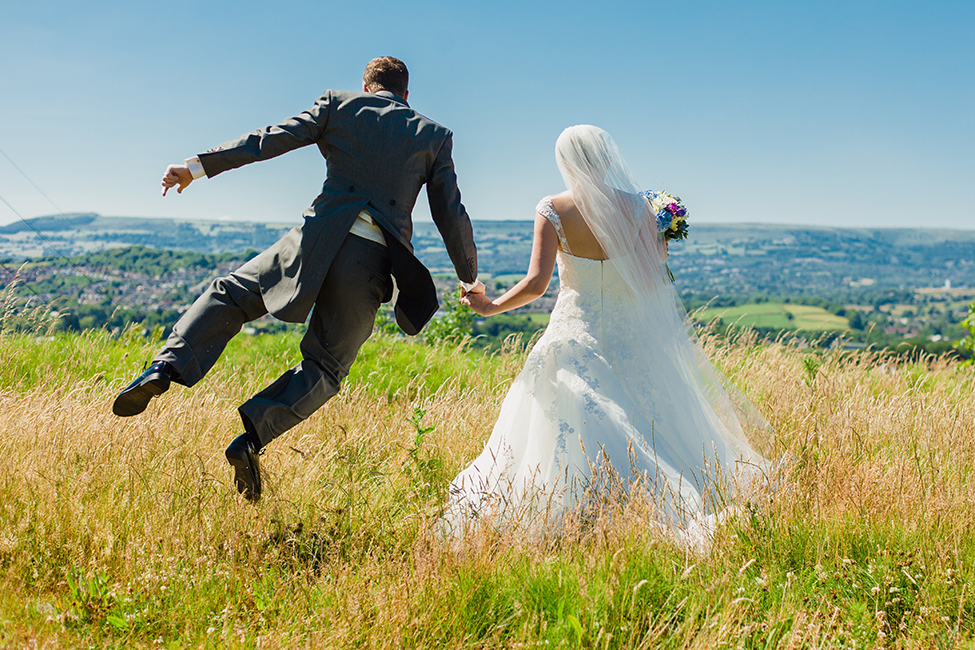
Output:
top-left (548, 191), bottom-right (577, 215)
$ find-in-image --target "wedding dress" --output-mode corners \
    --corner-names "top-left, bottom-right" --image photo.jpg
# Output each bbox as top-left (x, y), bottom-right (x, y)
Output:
top-left (442, 126), bottom-right (770, 546)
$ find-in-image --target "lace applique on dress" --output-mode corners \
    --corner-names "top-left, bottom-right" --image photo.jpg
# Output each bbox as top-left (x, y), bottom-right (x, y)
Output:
top-left (535, 197), bottom-right (572, 255)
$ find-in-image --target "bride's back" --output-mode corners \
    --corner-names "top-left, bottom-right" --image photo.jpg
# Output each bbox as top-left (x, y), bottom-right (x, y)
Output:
top-left (548, 191), bottom-right (606, 260)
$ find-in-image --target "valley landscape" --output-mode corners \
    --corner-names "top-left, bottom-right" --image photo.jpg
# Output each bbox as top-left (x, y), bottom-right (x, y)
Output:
top-left (1, 213), bottom-right (975, 647)
top-left (2, 213), bottom-right (973, 354)
top-left (3, 0), bottom-right (971, 645)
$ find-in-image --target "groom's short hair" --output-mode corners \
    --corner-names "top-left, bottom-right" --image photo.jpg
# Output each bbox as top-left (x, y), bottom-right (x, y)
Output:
top-left (363, 57), bottom-right (409, 98)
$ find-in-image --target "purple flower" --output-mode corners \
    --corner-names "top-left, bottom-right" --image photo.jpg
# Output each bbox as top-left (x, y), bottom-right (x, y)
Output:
top-left (667, 202), bottom-right (680, 214)
top-left (675, 206), bottom-right (687, 217)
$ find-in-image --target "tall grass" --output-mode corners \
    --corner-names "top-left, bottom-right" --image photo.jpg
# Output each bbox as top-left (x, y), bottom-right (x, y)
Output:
top-left (0, 272), bottom-right (59, 336)
top-left (0, 326), bottom-right (973, 648)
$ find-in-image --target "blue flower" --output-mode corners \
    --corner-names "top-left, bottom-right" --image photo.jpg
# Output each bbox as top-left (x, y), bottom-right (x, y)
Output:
top-left (656, 210), bottom-right (672, 231)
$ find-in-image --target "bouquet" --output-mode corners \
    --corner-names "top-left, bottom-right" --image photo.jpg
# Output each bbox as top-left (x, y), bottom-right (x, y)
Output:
top-left (641, 190), bottom-right (689, 241)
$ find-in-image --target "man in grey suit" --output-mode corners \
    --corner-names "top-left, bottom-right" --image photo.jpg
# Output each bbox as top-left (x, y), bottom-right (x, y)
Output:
top-left (113, 57), bottom-right (484, 501)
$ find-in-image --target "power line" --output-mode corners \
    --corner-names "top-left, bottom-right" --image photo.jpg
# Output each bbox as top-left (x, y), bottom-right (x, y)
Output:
top-left (0, 146), bottom-right (105, 252)
top-left (0, 190), bottom-right (100, 287)
top-left (0, 259), bottom-right (45, 300)
top-left (0, 147), bottom-right (127, 329)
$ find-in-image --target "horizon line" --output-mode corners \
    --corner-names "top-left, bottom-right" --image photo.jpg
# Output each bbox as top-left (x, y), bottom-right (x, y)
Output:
top-left (4, 212), bottom-right (975, 234)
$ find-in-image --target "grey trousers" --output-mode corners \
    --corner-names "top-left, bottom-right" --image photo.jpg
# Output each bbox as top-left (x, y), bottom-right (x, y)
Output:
top-left (155, 234), bottom-right (393, 447)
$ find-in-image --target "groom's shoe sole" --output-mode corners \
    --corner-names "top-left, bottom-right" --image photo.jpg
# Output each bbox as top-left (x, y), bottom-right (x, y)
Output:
top-left (112, 364), bottom-right (172, 417)
top-left (226, 434), bottom-right (262, 502)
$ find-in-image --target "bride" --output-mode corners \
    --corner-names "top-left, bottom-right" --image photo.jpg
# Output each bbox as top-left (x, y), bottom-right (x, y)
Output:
top-left (445, 125), bottom-right (770, 545)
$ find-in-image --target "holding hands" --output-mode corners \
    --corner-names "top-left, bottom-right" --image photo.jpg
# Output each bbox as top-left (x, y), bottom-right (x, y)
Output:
top-left (460, 281), bottom-right (496, 316)
top-left (460, 287), bottom-right (496, 316)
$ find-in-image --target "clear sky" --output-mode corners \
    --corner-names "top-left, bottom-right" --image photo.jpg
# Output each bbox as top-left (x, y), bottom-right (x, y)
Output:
top-left (1, 0), bottom-right (972, 229)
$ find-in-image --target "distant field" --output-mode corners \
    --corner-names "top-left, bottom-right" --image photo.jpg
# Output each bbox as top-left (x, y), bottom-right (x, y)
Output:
top-left (696, 302), bottom-right (849, 331)
top-left (522, 304), bottom-right (846, 333)
top-left (492, 274), bottom-right (528, 284)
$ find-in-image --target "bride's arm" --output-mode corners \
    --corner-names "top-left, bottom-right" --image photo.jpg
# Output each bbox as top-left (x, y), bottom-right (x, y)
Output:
top-left (461, 214), bottom-right (558, 317)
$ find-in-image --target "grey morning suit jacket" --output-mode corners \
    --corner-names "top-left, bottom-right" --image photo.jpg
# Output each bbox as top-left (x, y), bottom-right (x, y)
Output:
top-left (197, 89), bottom-right (478, 335)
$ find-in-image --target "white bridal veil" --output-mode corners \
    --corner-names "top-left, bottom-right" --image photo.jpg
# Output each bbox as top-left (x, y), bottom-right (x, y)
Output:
top-left (554, 125), bottom-right (771, 475)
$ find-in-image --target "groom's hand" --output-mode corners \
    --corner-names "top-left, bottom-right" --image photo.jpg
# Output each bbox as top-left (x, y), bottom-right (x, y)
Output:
top-left (161, 164), bottom-right (193, 196)
top-left (460, 280), bottom-right (485, 297)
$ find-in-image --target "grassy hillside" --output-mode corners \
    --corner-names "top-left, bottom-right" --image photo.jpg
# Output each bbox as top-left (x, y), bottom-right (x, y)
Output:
top-left (1, 329), bottom-right (974, 647)
top-left (697, 302), bottom-right (850, 332)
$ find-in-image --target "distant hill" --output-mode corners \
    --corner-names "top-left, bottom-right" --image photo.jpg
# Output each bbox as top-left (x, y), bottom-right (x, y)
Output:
top-left (0, 212), bottom-right (98, 234)
top-left (3, 213), bottom-right (974, 297)
top-left (664, 222), bottom-right (975, 301)
top-left (0, 213), bottom-right (295, 258)
top-left (2, 213), bottom-right (973, 354)
top-left (414, 220), bottom-right (975, 296)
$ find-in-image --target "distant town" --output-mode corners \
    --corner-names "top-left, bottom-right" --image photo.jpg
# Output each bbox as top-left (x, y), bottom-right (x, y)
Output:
top-left (2, 213), bottom-right (973, 355)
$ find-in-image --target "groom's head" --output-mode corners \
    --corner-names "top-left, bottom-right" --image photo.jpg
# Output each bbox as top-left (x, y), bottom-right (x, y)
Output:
top-left (363, 57), bottom-right (409, 100)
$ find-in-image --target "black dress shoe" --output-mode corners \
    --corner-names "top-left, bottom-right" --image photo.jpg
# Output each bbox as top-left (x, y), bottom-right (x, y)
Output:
top-left (226, 433), bottom-right (262, 501)
top-left (112, 361), bottom-right (174, 417)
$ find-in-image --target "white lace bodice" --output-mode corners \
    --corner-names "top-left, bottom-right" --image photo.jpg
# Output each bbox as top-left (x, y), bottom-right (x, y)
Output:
top-left (535, 196), bottom-right (636, 345)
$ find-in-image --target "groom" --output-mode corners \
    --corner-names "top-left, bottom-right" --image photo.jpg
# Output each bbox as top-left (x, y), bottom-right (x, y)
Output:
top-left (113, 57), bottom-right (484, 501)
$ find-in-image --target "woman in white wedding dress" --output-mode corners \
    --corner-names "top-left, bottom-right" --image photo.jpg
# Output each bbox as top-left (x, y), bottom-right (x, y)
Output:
top-left (444, 126), bottom-right (770, 545)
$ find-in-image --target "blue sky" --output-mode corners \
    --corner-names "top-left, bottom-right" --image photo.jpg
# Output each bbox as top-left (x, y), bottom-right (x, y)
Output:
top-left (1, 0), bottom-right (972, 229)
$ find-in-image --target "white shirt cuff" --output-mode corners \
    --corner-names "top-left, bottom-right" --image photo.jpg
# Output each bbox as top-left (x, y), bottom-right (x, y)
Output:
top-left (185, 156), bottom-right (206, 180)
top-left (459, 277), bottom-right (479, 291)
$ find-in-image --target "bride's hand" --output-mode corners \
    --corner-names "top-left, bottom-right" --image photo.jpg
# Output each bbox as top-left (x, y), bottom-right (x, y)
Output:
top-left (657, 236), bottom-right (670, 262)
top-left (460, 290), bottom-right (494, 316)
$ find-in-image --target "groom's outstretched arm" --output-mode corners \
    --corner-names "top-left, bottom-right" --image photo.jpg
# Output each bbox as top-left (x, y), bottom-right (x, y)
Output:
top-left (426, 132), bottom-right (478, 285)
top-left (160, 92), bottom-right (334, 195)
top-left (196, 91), bottom-right (334, 179)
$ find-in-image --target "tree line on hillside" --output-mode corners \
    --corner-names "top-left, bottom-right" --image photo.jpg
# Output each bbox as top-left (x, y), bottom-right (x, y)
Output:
top-left (2, 245), bottom-right (973, 361)
top-left (31, 246), bottom-right (257, 275)
top-left (1, 246), bottom-right (257, 334)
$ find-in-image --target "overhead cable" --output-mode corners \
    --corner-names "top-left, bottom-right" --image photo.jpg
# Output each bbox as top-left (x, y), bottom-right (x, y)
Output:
top-left (0, 145), bottom-right (105, 251)
top-left (0, 190), bottom-right (99, 287)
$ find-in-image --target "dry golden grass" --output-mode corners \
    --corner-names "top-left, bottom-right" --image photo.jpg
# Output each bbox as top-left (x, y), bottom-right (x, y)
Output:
top-left (0, 328), bottom-right (973, 648)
